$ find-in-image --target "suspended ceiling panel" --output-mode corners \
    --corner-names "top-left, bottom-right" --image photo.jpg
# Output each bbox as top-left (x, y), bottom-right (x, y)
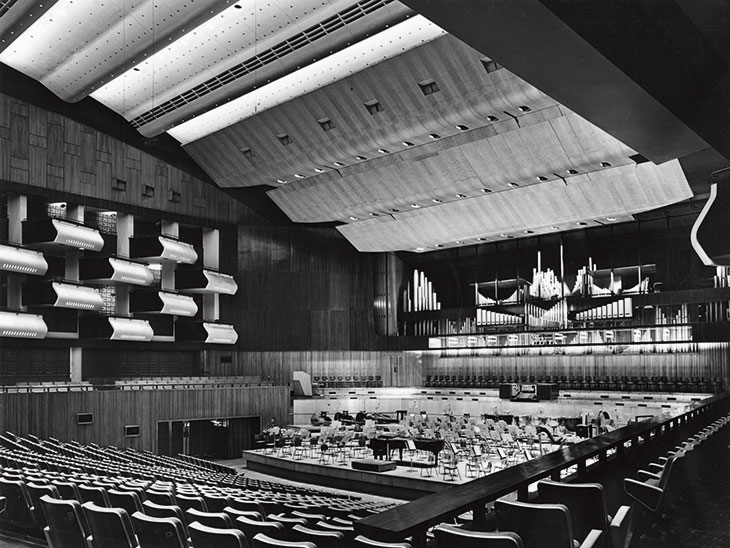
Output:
top-left (268, 109), bottom-right (636, 223)
top-left (182, 35), bottom-right (553, 188)
top-left (336, 160), bottom-right (693, 252)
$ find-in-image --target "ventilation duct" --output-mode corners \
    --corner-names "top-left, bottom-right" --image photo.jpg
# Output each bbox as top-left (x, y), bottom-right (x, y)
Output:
top-left (0, 244), bottom-right (48, 275)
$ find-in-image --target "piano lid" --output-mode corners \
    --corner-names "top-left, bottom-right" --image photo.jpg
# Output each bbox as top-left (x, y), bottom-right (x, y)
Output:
top-left (0, 311), bottom-right (48, 339)
top-left (0, 244), bottom-right (48, 275)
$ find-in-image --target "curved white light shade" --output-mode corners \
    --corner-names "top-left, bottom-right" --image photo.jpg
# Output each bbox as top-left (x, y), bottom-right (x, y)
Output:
top-left (158, 292), bottom-right (198, 317)
top-left (52, 283), bottom-right (103, 310)
top-left (0, 244), bottom-right (48, 275)
top-left (108, 258), bottom-right (154, 285)
top-left (158, 236), bottom-right (198, 264)
top-left (202, 271), bottom-right (238, 295)
top-left (108, 317), bottom-right (154, 342)
top-left (0, 311), bottom-right (48, 339)
top-left (168, 15), bottom-right (446, 144)
top-left (203, 323), bottom-right (238, 344)
top-left (53, 219), bottom-right (105, 251)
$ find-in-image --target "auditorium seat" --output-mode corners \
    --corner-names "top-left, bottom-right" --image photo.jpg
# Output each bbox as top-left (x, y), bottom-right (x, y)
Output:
top-left (184, 507), bottom-right (233, 528)
top-left (189, 521), bottom-right (248, 548)
top-left (495, 499), bottom-right (602, 548)
top-left (142, 500), bottom-right (187, 533)
top-left (232, 498), bottom-right (265, 514)
top-left (353, 535), bottom-right (412, 548)
top-left (108, 489), bottom-right (145, 517)
top-left (312, 519), bottom-right (355, 540)
top-left (82, 501), bottom-right (138, 548)
top-left (224, 506), bottom-right (263, 522)
top-left (0, 477), bottom-right (37, 533)
top-left (203, 493), bottom-right (233, 512)
top-left (537, 480), bottom-right (630, 548)
top-left (433, 524), bottom-right (523, 547)
top-left (175, 493), bottom-right (208, 512)
top-left (26, 482), bottom-right (61, 529)
top-left (79, 484), bottom-right (112, 507)
top-left (252, 532), bottom-right (316, 548)
top-left (234, 514), bottom-right (286, 540)
top-left (145, 489), bottom-right (176, 506)
top-left (40, 495), bottom-right (89, 548)
top-left (0, 496), bottom-right (5, 515)
top-left (131, 512), bottom-right (188, 548)
top-left (290, 523), bottom-right (344, 547)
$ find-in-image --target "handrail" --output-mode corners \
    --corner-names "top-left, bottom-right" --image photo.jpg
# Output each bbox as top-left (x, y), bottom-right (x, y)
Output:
top-left (355, 393), bottom-right (729, 547)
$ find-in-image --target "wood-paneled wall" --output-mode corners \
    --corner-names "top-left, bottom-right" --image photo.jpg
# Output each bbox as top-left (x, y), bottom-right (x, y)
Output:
top-left (203, 350), bottom-right (422, 388)
top-left (0, 385), bottom-right (289, 452)
top-left (420, 343), bottom-right (730, 383)
top-left (0, 93), bottom-right (254, 225)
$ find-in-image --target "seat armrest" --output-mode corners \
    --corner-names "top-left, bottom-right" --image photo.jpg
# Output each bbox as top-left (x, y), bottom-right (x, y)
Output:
top-left (636, 470), bottom-right (661, 482)
top-left (624, 478), bottom-right (664, 511)
top-left (610, 505), bottom-right (631, 548)
top-left (578, 529), bottom-right (603, 548)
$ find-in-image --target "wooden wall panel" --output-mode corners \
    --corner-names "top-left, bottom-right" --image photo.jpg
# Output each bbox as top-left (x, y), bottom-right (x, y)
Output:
top-left (202, 350), bottom-right (422, 387)
top-left (0, 385), bottom-right (289, 452)
top-left (82, 349), bottom-right (198, 383)
top-left (0, 93), bottom-right (255, 225)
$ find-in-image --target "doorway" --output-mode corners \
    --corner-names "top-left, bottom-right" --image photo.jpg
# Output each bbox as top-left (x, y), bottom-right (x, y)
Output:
top-left (157, 416), bottom-right (260, 459)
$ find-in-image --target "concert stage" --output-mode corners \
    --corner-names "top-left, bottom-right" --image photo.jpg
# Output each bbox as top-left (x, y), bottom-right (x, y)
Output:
top-left (244, 449), bottom-right (471, 500)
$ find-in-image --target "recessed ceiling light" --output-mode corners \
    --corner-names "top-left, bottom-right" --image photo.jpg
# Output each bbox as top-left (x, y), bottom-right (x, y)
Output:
top-left (314, 168), bottom-right (325, 173)
top-left (508, 182), bottom-right (519, 187)
top-left (432, 198), bottom-right (442, 203)
top-left (355, 155), bottom-right (367, 161)
top-left (606, 217), bottom-right (617, 222)
top-left (410, 203), bottom-right (421, 208)
top-left (276, 179), bottom-right (287, 184)
top-left (455, 240), bottom-right (462, 244)
top-left (600, 162), bottom-right (612, 168)
top-left (349, 216), bottom-right (358, 221)
top-left (577, 221), bottom-right (588, 226)
top-left (434, 244), bottom-right (444, 248)
top-left (524, 230), bottom-right (534, 234)
top-left (480, 188), bottom-right (492, 193)
top-left (500, 233), bottom-right (509, 238)
top-left (477, 237), bottom-right (486, 241)
top-left (567, 169), bottom-right (579, 175)
top-left (378, 148), bottom-right (390, 154)
top-left (402, 141), bottom-right (415, 147)
top-left (456, 193), bottom-right (467, 198)
top-left (456, 124), bottom-right (469, 131)
top-left (294, 173), bottom-right (305, 179)
top-left (429, 133), bottom-right (441, 139)
top-left (550, 226), bottom-right (559, 230)
top-left (537, 176), bottom-right (548, 181)
top-left (333, 161), bottom-right (345, 167)
top-left (415, 247), bottom-right (425, 252)
top-left (487, 116), bottom-right (499, 122)
top-left (518, 105), bottom-right (531, 112)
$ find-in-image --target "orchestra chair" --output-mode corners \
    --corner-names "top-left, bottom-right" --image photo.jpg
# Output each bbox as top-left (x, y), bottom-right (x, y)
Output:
top-left (234, 515), bottom-right (286, 540)
top-left (184, 507), bottom-right (232, 528)
top-left (433, 524), bottom-right (523, 548)
top-left (252, 532), bottom-right (316, 548)
top-left (537, 480), bottom-right (630, 548)
top-left (81, 501), bottom-right (139, 548)
top-left (353, 535), bottom-right (412, 548)
top-left (131, 512), bottom-right (187, 548)
top-left (0, 477), bottom-right (38, 532)
top-left (290, 523), bottom-right (344, 548)
top-left (188, 521), bottom-right (247, 548)
top-left (108, 489), bottom-right (145, 517)
top-left (495, 499), bottom-right (602, 548)
top-left (40, 495), bottom-right (89, 548)
top-left (175, 493), bottom-right (208, 512)
top-left (79, 485), bottom-right (112, 508)
top-left (224, 505), bottom-right (263, 522)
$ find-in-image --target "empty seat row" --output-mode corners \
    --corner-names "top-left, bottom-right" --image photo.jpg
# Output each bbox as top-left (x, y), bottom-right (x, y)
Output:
top-left (314, 376), bottom-right (383, 389)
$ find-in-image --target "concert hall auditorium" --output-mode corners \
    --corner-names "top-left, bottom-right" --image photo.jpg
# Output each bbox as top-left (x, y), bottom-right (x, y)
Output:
top-left (1, 2), bottom-right (729, 548)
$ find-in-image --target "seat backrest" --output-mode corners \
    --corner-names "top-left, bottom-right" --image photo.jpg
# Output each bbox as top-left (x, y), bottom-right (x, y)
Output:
top-left (184, 507), bottom-right (232, 528)
top-left (176, 494), bottom-right (208, 512)
top-left (291, 524), bottom-right (343, 548)
top-left (433, 523), bottom-right (523, 548)
top-left (224, 506), bottom-right (263, 521)
top-left (202, 493), bottom-right (232, 512)
top-left (146, 489), bottom-right (176, 506)
top-left (314, 520), bottom-right (355, 539)
top-left (232, 498), bottom-right (265, 515)
top-left (131, 511), bottom-right (187, 548)
top-left (353, 535), bottom-right (413, 548)
top-left (495, 500), bottom-right (574, 548)
top-left (82, 501), bottom-right (138, 548)
top-left (108, 489), bottom-right (144, 516)
top-left (40, 495), bottom-right (89, 548)
top-left (189, 521), bottom-right (247, 548)
top-left (79, 484), bottom-right (111, 507)
top-left (26, 482), bottom-right (60, 527)
top-left (252, 533), bottom-right (316, 548)
top-left (235, 515), bottom-right (285, 539)
top-left (51, 481), bottom-right (83, 501)
top-left (0, 477), bottom-right (35, 526)
top-left (537, 480), bottom-right (608, 545)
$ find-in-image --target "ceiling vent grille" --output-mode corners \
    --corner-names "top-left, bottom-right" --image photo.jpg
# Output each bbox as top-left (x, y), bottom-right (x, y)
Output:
top-left (0, 0), bottom-right (21, 19)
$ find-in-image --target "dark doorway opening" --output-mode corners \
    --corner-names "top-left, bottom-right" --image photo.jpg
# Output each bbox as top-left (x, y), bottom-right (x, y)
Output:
top-left (157, 416), bottom-right (260, 459)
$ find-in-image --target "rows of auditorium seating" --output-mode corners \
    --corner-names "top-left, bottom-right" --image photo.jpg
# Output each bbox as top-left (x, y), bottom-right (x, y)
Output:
top-left (0, 381), bottom-right (93, 393)
top-left (114, 376), bottom-right (270, 390)
top-left (424, 374), bottom-right (722, 392)
top-left (0, 432), bottom-right (397, 548)
top-left (314, 376), bottom-right (383, 389)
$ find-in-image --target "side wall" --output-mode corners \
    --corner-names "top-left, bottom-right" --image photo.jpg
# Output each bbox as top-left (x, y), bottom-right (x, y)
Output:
top-left (0, 386), bottom-right (289, 452)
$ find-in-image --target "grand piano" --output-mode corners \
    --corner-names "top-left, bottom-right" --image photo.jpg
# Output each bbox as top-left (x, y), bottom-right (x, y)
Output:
top-left (369, 433), bottom-right (445, 466)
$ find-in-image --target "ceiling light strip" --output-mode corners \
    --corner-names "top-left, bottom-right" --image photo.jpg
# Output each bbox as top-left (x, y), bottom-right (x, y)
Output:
top-left (169, 15), bottom-right (446, 144)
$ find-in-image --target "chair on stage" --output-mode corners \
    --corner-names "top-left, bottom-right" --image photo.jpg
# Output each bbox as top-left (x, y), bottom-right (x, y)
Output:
top-left (495, 499), bottom-right (602, 548)
top-left (189, 521), bottom-right (247, 548)
top-left (537, 480), bottom-right (630, 548)
top-left (433, 524), bottom-right (523, 547)
top-left (40, 495), bottom-right (89, 548)
top-left (251, 533), bottom-right (316, 548)
top-left (131, 512), bottom-right (187, 548)
top-left (82, 501), bottom-right (139, 548)
top-left (353, 535), bottom-right (413, 548)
